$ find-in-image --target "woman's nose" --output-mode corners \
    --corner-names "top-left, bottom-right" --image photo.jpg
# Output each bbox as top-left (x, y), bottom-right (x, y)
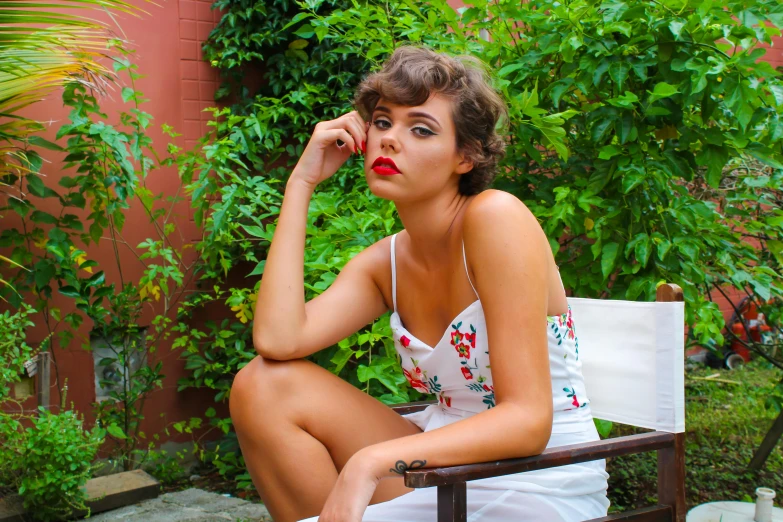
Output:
top-left (380, 129), bottom-right (400, 152)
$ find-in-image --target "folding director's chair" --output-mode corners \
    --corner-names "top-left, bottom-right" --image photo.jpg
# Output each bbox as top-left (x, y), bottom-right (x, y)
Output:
top-left (391, 283), bottom-right (686, 522)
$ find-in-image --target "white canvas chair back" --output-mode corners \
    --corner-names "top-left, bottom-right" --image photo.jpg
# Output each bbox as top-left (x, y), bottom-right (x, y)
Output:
top-left (568, 297), bottom-right (685, 433)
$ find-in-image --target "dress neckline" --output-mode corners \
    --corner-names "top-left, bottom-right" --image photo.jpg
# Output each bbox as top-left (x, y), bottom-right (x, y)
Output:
top-left (391, 299), bottom-right (482, 351)
top-left (391, 298), bottom-right (570, 352)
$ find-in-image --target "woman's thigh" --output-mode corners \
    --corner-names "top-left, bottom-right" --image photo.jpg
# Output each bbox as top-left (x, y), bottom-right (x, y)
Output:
top-left (230, 356), bottom-right (424, 501)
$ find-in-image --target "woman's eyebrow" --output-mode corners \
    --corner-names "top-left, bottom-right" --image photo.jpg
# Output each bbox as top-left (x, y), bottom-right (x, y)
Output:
top-left (374, 105), bottom-right (441, 128)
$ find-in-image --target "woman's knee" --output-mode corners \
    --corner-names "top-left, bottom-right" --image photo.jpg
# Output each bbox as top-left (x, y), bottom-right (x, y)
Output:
top-left (229, 355), bottom-right (303, 417)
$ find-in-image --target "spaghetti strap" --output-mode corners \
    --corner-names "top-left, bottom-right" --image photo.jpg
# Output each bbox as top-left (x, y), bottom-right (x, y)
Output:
top-left (556, 264), bottom-right (565, 291)
top-left (390, 234), bottom-right (398, 313)
top-left (462, 240), bottom-right (479, 299)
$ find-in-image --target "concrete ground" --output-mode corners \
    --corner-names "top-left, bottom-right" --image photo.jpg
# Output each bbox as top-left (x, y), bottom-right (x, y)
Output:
top-left (85, 488), bottom-right (272, 522)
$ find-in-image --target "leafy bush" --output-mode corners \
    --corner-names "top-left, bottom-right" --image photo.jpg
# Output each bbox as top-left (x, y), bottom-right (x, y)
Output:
top-left (0, 305), bottom-right (36, 401)
top-left (14, 408), bottom-right (105, 521)
top-left (0, 307), bottom-right (105, 521)
top-left (171, 0), bottom-right (783, 488)
top-left (0, 46), bottom-right (200, 474)
top-left (179, 0), bottom-right (783, 404)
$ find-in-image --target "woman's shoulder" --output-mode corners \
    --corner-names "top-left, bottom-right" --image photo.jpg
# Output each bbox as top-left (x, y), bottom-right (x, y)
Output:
top-left (463, 189), bottom-right (538, 237)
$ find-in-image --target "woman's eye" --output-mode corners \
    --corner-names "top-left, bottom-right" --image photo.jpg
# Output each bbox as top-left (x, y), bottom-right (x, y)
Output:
top-left (372, 119), bottom-right (434, 137)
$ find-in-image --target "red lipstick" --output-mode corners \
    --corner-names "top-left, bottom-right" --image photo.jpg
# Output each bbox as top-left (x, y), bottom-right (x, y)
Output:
top-left (371, 156), bottom-right (401, 176)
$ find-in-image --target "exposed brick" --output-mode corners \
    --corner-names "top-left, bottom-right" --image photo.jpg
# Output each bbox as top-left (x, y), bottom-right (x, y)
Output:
top-left (180, 20), bottom-right (197, 40)
top-left (199, 103), bottom-right (214, 121)
top-left (197, 60), bottom-right (216, 81)
top-left (197, 1), bottom-right (213, 21)
top-left (181, 80), bottom-right (200, 101)
top-left (182, 100), bottom-right (202, 121)
top-left (197, 22), bottom-right (214, 42)
top-left (180, 60), bottom-right (198, 80)
top-left (180, 40), bottom-right (199, 61)
top-left (183, 119), bottom-right (201, 141)
top-left (179, 0), bottom-right (197, 20)
top-left (199, 81), bottom-right (216, 102)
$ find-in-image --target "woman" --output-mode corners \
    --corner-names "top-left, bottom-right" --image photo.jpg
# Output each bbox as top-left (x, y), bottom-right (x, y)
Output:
top-left (229, 45), bottom-right (610, 522)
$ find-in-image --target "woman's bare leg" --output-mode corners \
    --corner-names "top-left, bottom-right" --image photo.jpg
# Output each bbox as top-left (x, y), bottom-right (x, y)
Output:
top-left (229, 356), bottom-right (424, 522)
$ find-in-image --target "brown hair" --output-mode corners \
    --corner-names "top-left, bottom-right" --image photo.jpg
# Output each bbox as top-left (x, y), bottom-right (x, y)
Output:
top-left (353, 45), bottom-right (509, 195)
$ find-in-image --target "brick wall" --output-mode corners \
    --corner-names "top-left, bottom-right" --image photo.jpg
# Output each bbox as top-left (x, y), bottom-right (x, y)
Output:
top-left (179, 0), bottom-right (222, 150)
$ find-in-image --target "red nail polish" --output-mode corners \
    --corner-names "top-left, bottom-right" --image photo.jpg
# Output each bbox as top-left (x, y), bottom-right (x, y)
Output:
top-left (361, 141), bottom-right (366, 153)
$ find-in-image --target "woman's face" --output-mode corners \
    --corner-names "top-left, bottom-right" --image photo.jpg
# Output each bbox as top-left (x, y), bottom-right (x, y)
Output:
top-left (364, 94), bottom-right (473, 202)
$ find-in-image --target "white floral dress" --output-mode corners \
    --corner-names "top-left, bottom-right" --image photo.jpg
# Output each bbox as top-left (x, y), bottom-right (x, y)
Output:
top-left (299, 233), bottom-right (609, 522)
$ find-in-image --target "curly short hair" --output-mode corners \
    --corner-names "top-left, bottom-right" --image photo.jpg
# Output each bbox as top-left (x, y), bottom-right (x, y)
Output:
top-left (353, 45), bottom-right (508, 196)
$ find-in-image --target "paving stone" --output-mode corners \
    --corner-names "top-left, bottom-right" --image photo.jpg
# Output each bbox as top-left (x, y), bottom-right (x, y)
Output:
top-left (84, 488), bottom-right (272, 522)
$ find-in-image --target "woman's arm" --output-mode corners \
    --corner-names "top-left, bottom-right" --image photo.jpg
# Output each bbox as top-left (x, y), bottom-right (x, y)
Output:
top-left (253, 112), bottom-right (389, 360)
top-left (358, 189), bottom-right (555, 478)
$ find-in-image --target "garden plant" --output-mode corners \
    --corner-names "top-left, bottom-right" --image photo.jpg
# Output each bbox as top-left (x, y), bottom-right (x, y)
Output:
top-left (1, 0), bottom-right (782, 516)
top-left (175, 0), bottom-right (783, 506)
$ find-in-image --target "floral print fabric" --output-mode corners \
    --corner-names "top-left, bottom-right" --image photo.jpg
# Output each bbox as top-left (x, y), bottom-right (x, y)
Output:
top-left (389, 233), bottom-right (594, 432)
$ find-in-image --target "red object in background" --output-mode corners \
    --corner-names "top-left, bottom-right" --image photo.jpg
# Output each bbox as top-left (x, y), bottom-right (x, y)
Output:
top-left (729, 301), bottom-right (773, 362)
top-left (730, 323), bottom-right (752, 362)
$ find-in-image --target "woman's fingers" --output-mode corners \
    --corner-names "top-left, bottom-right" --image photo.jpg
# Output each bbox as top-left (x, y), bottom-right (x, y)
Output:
top-left (345, 119), bottom-right (366, 154)
top-left (327, 128), bottom-right (356, 154)
top-left (319, 112), bottom-right (366, 153)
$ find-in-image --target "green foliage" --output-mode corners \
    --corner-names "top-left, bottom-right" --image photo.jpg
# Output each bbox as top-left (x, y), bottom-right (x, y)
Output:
top-left (0, 46), bottom-right (195, 475)
top-left (0, 309), bottom-right (104, 521)
top-left (10, 407), bottom-right (105, 521)
top-left (178, 0), bottom-right (783, 425)
top-left (0, 304), bottom-right (37, 400)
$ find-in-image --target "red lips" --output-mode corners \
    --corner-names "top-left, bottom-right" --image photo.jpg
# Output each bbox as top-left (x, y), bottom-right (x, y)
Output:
top-left (371, 156), bottom-right (401, 175)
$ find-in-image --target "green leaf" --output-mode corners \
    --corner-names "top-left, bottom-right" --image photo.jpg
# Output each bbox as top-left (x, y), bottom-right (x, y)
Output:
top-left (634, 235), bottom-right (651, 268)
top-left (767, 240), bottom-right (783, 266)
top-left (289, 39), bottom-right (309, 50)
top-left (604, 22), bottom-right (632, 37)
top-left (247, 260), bottom-right (266, 277)
top-left (330, 346), bottom-right (354, 374)
top-left (594, 418), bottom-right (613, 438)
top-left (30, 210), bottom-right (58, 224)
top-left (26, 174), bottom-right (58, 198)
top-left (107, 424), bottom-right (127, 439)
top-left (591, 118), bottom-right (613, 143)
top-left (609, 62), bottom-right (631, 90)
top-left (58, 285), bottom-right (81, 298)
top-left (498, 62), bottom-right (525, 78)
top-left (622, 171), bottom-right (644, 193)
top-left (28, 135), bottom-right (64, 151)
top-left (745, 147), bottom-right (783, 170)
top-left (648, 82), bottom-right (679, 103)
top-left (601, 242), bottom-right (620, 280)
top-left (293, 24), bottom-right (314, 38)
top-left (121, 87), bottom-right (136, 103)
top-left (599, 144), bottom-right (622, 160)
top-left (695, 145), bottom-right (729, 188)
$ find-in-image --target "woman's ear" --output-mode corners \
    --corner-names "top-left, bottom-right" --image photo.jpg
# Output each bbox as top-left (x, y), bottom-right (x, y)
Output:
top-left (456, 149), bottom-right (474, 175)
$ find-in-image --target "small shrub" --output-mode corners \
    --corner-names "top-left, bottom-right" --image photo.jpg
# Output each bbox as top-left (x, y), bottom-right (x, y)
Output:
top-left (2, 407), bottom-right (105, 521)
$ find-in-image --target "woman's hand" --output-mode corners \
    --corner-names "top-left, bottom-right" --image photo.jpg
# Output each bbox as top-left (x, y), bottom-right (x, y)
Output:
top-left (318, 451), bottom-right (381, 522)
top-left (290, 111), bottom-right (369, 189)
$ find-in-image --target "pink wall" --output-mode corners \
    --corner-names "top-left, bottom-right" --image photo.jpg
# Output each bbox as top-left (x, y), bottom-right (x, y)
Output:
top-left (5, 0), bottom-right (226, 448)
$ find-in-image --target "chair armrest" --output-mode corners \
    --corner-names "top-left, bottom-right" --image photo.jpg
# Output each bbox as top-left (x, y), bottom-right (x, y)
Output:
top-left (390, 400), bottom-right (438, 415)
top-left (404, 431), bottom-right (674, 488)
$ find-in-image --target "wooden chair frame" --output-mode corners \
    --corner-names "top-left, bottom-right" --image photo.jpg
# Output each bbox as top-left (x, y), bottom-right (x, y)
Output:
top-left (390, 284), bottom-right (686, 522)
